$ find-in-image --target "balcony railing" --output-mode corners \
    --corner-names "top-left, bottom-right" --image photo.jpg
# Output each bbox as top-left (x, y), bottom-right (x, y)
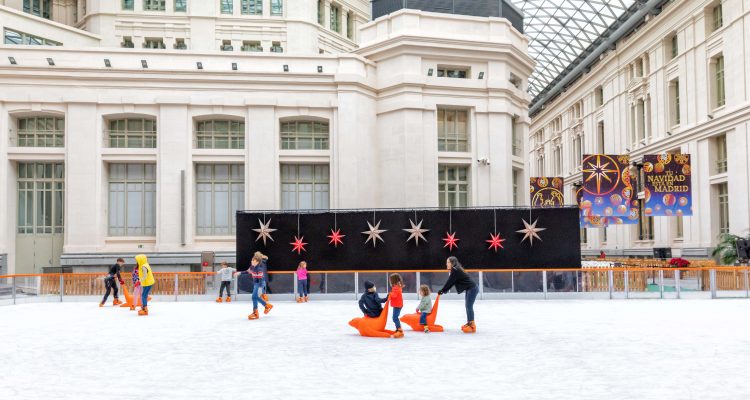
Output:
top-left (194, 136), bottom-right (245, 149)
top-left (10, 131), bottom-right (64, 147)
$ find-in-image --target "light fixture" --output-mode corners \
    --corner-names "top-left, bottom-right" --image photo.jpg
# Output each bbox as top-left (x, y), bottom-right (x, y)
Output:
top-left (478, 72), bottom-right (484, 79)
top-left (104, 59), bottom-right (111, 67)
top-left (625, 147), bottom-right (630, 152)
top-left (8, 57), bottom-right (17, 65)
top-left (141, 60), bottom-right (148, 68)
top-left (707, 114), bottom-right (714, 120)
top-left (196, 62), bottom-right (203, 70)
top-left (283, 64), bottom-right (289, 72)
top-left (666, 131), bottom-right (672, 136)
top-left (232, 62), bottom-right (237, 71)
top-left (427, 68), bottom-right (433, 76)
top-left (46, 58), bottom-right (55, 66)
top-left (317, 66), bottom-right (323, 73)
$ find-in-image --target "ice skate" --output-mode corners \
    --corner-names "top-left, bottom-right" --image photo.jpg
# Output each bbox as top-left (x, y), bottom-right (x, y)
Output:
top-left (392, 328), bottom-right (405, 339)
top-left (138, 306), bottom-right (149, 316)
top-left (99, 302), bottom-right (104, 307)
top-left (225, 296), bottom-right (231, 303)
top-left (248, 309), bottom-right (260, 320)
top-left (424, 326), bottom-right (430, 333)
top-left (129, 305), bottom-right (135, 311)
top-left (112, 299), bottom-right (122, 306)
top-left (215, 297), bottom-right (223, 303)
top-left (304, 296), bottom-right (309, 302)
top-left (264, 303), bottom-right (273, 314)
top-left (261, 293), bottom-right (269, 302)
top-left (461, 321), bottom-right (476, 333)
top-left (296, 297), bottom-right (303, 303)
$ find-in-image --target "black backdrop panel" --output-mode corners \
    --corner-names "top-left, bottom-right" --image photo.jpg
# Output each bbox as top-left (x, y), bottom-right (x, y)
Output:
top-left (236, 207), bottom-right (581, 271)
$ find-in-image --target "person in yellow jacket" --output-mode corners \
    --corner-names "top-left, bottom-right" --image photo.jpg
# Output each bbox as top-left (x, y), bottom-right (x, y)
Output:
top-left (135, 254), bottom-right (155, 316)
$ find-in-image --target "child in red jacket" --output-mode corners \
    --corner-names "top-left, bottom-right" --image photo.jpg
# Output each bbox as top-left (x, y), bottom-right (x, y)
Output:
top-left (389, 273), bottom-right (405, 339)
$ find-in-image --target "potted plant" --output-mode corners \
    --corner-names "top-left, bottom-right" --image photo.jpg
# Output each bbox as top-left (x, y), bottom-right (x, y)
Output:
top-left (668, 257), bottom-right (690, 268)
top-left (712, 233), bottom-right (750, 265)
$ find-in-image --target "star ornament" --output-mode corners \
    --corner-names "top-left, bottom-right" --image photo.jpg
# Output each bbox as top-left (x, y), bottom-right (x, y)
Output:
top-left (403, 218), bottom-right (429, 246)
top-left (290, 235), bottom-right (308, 254)
top-left (328, 228), bottom-right (345, 247)
top-left (362, 220), bottom-right (387, 248)
top-left (582, 155), bottom-right (620, 195)
top-left (516, 218), bottom-right (546, 246)
top-left (486, 233), bottom-right (506, 252)
top-left (442, 232), bottom-right (460, 251)
top-left (253, 218), bottom-right (277, 246)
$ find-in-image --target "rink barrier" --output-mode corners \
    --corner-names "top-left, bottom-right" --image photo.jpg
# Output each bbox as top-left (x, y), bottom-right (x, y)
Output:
top-left (1, 265), bottom-right (750, 305)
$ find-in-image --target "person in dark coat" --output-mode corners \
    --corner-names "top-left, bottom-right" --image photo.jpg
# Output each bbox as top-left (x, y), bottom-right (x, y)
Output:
top-left (358, 280), bottom-right (388, 318)
top-left (100, 258), bottom-right (125, 307)
top-left (438, 256), bottom-right (479, 333)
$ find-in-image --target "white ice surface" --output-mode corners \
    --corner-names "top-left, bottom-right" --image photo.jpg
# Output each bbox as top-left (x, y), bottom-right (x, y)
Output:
top-left (1, 299), bottom-right (749, 400)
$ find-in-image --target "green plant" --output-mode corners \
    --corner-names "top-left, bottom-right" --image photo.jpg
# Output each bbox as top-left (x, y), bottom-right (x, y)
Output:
top-left (712, 233), bottom-right (750, 265)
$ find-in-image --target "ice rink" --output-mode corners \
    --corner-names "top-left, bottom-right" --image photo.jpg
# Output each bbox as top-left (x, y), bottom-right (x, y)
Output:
top-left (1, 298), bottom-right (749, 400)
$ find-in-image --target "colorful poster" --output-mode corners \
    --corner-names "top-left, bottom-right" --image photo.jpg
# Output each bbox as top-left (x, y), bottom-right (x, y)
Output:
top-left (581, 154), bottom-right (634, 217)
top-left (604, 199), bottom-right (640, 225)
top-left (642, 153), bottom-right (693, 216)
top-left (578, 186), bottom-right (608, 228)
top-left (530, 177), bottom-right (565, 208)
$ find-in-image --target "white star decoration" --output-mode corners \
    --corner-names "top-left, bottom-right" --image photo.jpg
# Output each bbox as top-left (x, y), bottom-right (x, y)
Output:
top-left (252, 218), bottom-right (277, 246)
top-left (516, 218), bottom-right (546, 246)
top-left (403, 218), bottom-right (429, 246)
top-left (362, 220), bottom-right (387, 248)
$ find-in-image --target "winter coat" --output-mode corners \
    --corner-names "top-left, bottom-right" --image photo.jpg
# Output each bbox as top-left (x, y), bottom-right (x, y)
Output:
top-left (439, 267), bottom-right (476, 294)
top-left (136, 254), bottom-right (155, 287)
top-left (358, 291), bottom-right (388, 318)
top-left (389, 285), bottom-right (403, 308)
top-left (217, 267), bottom-right (236, 282)
top-left (417, 295), bottom-right (433, 313)
top-left (132, 266), bottom-right (141, 288)
top-left (296, 267), bottom-right (308, 280)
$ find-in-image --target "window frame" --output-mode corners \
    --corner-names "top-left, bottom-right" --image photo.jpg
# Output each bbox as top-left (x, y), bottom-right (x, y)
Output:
top-left (174, 0), bottom-right (187, 12)
top-left (143, 0), bottom-right (166, 11)
top-left (241, 0), bottom-right (261, 15)
top-left (107, 163), bottom-right (157, 237)
top-left (280, 164), bottom-right (330, 210)
top-left (438, 165), bottom-right (470, 208)
top-left (437, 108), bottom-right (469, 152)
top-left (17, 162), bottom-right (65, 235)
top-left (15, 116), bottom-right (65, 148)
top-left (105, 118), bottom-right (157, 149)
top-left (195, 164), bottom-right (245, 236)
top-left (195, 119), bottom-right (245, 149)
top-left (280, 120), bottom-right (330, 150)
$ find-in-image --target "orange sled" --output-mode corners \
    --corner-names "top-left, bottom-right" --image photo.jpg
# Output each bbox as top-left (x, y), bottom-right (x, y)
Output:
top-left (349, 300), bottom-right (395, 338)
top-left (400, 295), bottom-right (444, 332)
top-left (120, 285), bottom-right (152, 308)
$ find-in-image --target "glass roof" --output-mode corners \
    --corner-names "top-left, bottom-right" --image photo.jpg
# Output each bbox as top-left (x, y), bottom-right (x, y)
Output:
top-left (510, 0), bottom-right (638, 99)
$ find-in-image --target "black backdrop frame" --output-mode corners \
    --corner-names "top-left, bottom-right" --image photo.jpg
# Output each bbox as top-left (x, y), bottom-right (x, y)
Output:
top-left (236, 207), bottom-right (581, 272)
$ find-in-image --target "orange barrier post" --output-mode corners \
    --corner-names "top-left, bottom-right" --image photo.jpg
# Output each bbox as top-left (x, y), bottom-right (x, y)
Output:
top-left (400, 294), bottom-right (444, 332)
top-left (348, 300), bottom-right (395, 338)
top-left (120, 284), bottom-right (151, 309)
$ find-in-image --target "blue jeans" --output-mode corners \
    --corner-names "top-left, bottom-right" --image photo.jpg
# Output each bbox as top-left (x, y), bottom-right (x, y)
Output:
top-left (419, 312), bottom-right (429, 325)
top-left (465, 285), bottom-right (479, 323)
top-left (141, 285), bottom-right (153, 308)
top-left (252, 283), bottom-right (267, 310)
top-left (392, 307), bottom-right (402, 329)
top-left (297, 279), bottom-right (308, 297)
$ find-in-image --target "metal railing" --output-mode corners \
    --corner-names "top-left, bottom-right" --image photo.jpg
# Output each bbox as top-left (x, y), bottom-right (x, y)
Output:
top-left (2, 266), bottom-right (749, 305)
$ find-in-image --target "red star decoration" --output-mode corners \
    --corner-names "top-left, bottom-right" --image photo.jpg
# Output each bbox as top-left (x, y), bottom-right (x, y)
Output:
top-left (486, 233), bottom-right (506, 252)
top-left (442, 231), bottom-right (459, 251)
top-left (327, 228), bottom-right (345, 247)
top-left (290, 235), bottom-right (308, 254)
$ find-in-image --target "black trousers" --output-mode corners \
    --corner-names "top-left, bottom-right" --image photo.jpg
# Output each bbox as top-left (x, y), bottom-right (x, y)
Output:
top-left (219, 281), bottom-right (232, 297)
top-left (102, 277), bottom-right (118, 302)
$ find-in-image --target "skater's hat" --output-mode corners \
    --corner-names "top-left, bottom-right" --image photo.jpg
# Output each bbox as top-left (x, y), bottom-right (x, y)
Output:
top-left (364, 280), bottom-right (375, 290)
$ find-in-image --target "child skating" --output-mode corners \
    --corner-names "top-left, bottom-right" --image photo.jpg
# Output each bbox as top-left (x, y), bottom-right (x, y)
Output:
top-left (245, 254), bottom-right (273, 320)
top-left (215, 261), bottom-right (236, 303)
top-left (358, 280), bottom-right (388, 318)
top-left (100, 258), bottom-right (125, 307)
top-left (388, 273), bottom-right (405, 338)
top-left (417, 285), bottom-right (433, 333)
top-left (130, 262), bottom-right (142, 311)
top-left (136, 254), bottom-right (155, 316)
top-left (296, 261), bottom-right (309, 302)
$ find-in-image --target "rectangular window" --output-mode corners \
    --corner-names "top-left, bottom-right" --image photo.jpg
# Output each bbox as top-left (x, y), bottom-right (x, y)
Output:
top-left (106, 118), bottom-right (157, 148)
top-left (438, 165), bottom-right (469, 207)
top-left (4, 28), bottom-right (61, 46)
top-left (347, 12), bottom-right (354, 39)
top-left (241, 0), bottom-right (261, 15)
top-left (196, 164), bottom-right (244, 235)
top-left (573, 135), bottom-right (582, 167)
top-left (15, 116), bottom-right (65, 147)
top-left (221, 40), bottom-right (233, 51)
top-left (108, 164), bottom-right (156, 236)
top-left (715, 134), bottom-right (727, 173)
top-left (437, 108), bottom-right (468, 152)
top-left (638, 203), bottom-right (654, 241)
top-left (718, 182), bottom-right (729, 234)
top-left (270, 0), bottom-right (282, 16)
top-left (143, 38), bottom-right (166, 49)
top-left (675, 215), bottom-right (684, 239)
top-left (670, 34), bottom-right (678, 59)
top-left (195, 119), bottom-right (245, 149)
top-left (553, 147), bottom-right (562, 175)
top-left (280, 121), bottom-right (329, 150)
top-left (17, 163), bottom-right (64, 234)
top-left (318, 0), bottom-right (324, 25)
top-left (270, 41), bottom-right (283, 53)
top-left (512, 117), bottom-right (522, 156)
top-left (580, 228), bottom-right (587, 244)
top-left (597, 122), bottom-right (605, 153)
top-left (330, 4), bottom-right (340, 32)
top-left (220, 0), bottom-right (233, 14)
top-left (670, 79), bottom-right (680, 126)
top-left (281, 164), bottom-right (330, 210)
top-left (175, 0), bottom-right (187, 12)
top-left (121, 37), bottom-right (135, 48)
top-left (144, 0), bottom-right (166, 11)
top-left (241, 41), bottom-right (262, 52)
top-left (512, 169), bottom-right (520, 206)
top-left (123, 0), bottom-right (135, 10)
top-left (23, 0), bottom-right (51, 18)
top-left (714, 55), bottom-right (725, 108)
top-left (174, 38), bottom-right (187, 50)
top-left (437, 67), bottom-right (469, 79)
top-left (712, 3), bottom-right (723, 31)
top-left (594, 86), bottom-right (603, 107)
